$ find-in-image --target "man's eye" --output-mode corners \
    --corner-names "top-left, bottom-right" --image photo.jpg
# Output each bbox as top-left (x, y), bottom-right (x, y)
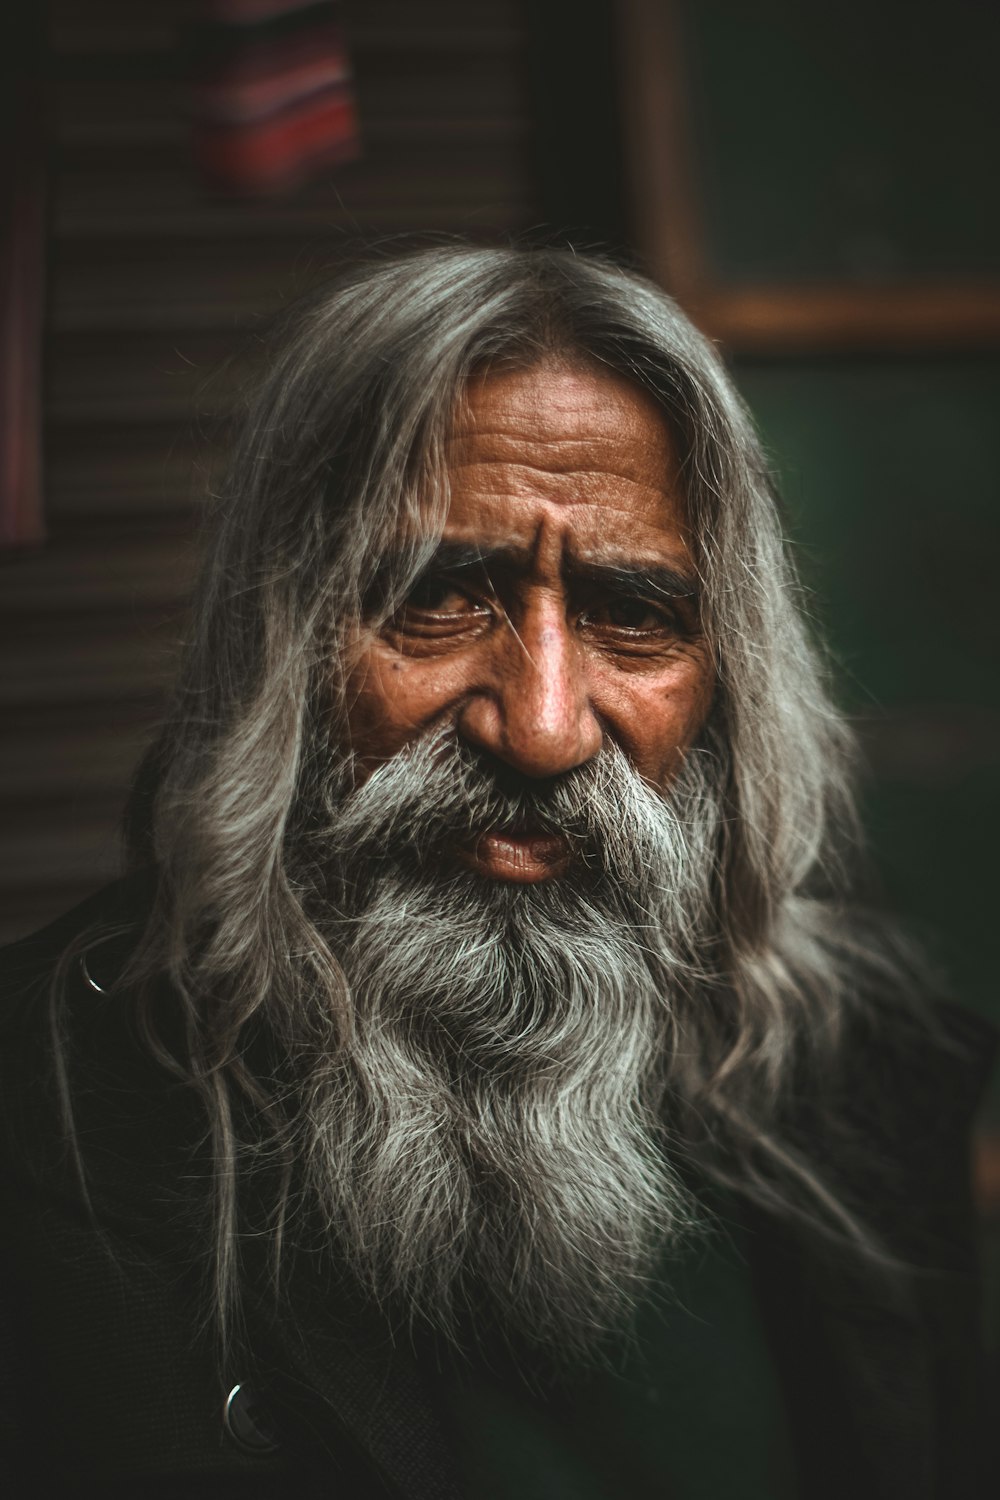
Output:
top-left (386, 573), bottom-right (493, 640)
top-left (401, 574), bottom-right (478, 614)
top-left (586, 597), bottom-right (675, 632)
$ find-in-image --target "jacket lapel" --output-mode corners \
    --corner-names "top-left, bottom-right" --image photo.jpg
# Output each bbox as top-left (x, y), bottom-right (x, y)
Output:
top-left (245, 1255), bottom-right (465, 1500)
top-left (749, 1220), bottom-right (936, 1500)
top-left (747, 998), bottom-right (997, 1500)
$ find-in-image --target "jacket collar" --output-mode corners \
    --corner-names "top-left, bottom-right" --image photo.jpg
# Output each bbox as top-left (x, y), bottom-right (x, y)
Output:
top-left (747, 1214), bottom-right (936, 1500)
top-left (244, 1244), bottom-right (466, 1499)
top-left (746, 1000), bottom-right (997, 1500)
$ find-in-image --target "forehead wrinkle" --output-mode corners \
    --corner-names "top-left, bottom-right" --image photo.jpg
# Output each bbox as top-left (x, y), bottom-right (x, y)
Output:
top-left (444, 438), bottom-right (671, 488)
top-left (445, 459), bottom-right (681, 514)
top-left (447, 362), bottom-right (685, 510)
top-left (445, 400), bottom-right (675, 463)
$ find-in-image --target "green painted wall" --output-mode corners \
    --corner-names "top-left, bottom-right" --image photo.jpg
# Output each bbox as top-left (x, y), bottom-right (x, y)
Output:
top-left (735, 360), bottom-right (1000, 1072)
top-left (670, 0), bottom-right (999, 1102)
top-left (681, 0), bottom-right (999, 281)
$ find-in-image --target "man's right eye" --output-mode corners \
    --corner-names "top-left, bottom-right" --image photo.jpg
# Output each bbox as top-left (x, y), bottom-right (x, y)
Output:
top-left (386, 574), bottom-right (493, 641)
top-left (400, 574), bottom-right (477, 614)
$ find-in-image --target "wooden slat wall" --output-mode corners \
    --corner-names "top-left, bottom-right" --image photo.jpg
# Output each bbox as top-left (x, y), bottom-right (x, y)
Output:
top-left (0, 0), bottom-right (535, 942)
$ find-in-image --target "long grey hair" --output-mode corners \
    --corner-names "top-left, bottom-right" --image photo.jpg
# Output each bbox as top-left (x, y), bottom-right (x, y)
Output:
top-left (69, 246), bottom-right (917, 1353)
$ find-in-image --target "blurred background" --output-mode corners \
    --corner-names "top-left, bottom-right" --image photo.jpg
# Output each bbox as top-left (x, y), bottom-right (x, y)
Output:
top-left (2, 0), bottom-right (998, 1341)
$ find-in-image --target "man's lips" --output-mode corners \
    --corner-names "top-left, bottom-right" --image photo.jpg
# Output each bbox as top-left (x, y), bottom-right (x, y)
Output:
top-left (454, 828), bottom-right (571, 883)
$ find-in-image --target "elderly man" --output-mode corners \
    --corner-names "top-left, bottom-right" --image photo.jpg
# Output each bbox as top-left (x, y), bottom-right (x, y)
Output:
top-left (1, 247), bottom-right (994, 1498)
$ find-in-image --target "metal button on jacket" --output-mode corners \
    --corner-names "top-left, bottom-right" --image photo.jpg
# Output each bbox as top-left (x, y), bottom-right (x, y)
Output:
top-left (223, 1382), bottom-right (280, 1454)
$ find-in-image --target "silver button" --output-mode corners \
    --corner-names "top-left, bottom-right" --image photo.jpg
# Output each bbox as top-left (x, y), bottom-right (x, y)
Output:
top-left (223, 1382), bottom-right (280, 1454)
top-left (78, 950), bottom-right (108, 995)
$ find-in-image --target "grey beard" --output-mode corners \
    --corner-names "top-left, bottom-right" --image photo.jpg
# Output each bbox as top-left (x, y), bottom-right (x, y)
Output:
top-left (297, 728), bottom-right (725, 1362)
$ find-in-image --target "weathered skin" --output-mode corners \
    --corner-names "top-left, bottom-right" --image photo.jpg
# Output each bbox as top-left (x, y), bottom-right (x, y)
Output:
top-left (346, 359), bottom-right (715, 882)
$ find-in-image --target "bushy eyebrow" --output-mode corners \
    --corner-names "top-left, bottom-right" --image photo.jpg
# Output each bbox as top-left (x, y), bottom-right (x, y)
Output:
top-left (570, 560), bottom-right (700, 601)
top-left (419, 540), bottom-right (700, 601)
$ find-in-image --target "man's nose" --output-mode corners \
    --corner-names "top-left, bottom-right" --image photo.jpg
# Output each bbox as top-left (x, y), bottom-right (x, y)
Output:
top-left (456, 603), bottom-right (603, 779)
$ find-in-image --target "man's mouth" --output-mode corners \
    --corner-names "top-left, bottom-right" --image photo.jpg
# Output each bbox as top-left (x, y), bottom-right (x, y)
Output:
top-left (454, 826), bottom-right (571, 883)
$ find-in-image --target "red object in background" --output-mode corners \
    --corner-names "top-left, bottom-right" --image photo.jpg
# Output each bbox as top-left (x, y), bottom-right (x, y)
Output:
top-left (0, 13), bottom-right (46, 549)
top-left (190, 0), bottom-right (359, 194)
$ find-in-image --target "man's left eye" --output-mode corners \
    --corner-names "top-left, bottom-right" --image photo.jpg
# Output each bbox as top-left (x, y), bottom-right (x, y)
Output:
top-left (585, 597), bottom-right (674, 632)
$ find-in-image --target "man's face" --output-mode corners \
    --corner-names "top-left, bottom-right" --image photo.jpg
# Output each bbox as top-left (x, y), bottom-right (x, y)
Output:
top-left (346, 359), bottom-right (714, 883)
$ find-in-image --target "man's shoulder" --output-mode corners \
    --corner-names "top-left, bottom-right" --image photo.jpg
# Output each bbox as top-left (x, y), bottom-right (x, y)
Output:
top-left (0, 873), bottom-right (211, 1257)
top-left (839, 993), bottom-right (997, 1137)
top-left (0, 873), bottom-right (155, 1027)
top-left (0, 873), bottom-right (168, 1184)
top-left (798, 992), bottom-right (998, 1273)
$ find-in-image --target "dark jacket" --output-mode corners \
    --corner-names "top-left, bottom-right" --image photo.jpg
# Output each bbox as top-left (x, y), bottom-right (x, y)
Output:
top-left (1, 881), bottom-right (995, 1498)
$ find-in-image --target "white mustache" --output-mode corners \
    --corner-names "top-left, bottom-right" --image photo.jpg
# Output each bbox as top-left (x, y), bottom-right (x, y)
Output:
top-left (324, 723), bottom-right (723, 898)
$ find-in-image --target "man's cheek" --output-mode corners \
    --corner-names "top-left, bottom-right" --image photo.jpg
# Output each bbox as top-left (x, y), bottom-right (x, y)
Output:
top-left (346, 654), bottom-right (428, 770)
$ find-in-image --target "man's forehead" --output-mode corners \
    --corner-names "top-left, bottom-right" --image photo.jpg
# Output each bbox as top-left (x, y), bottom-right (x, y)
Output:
top-left (453, 356), bottom-right (667, 428)
top-left (394, 358), bottom-right (696, 584)
top-left (445, 360), bottom-right (682, 486)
